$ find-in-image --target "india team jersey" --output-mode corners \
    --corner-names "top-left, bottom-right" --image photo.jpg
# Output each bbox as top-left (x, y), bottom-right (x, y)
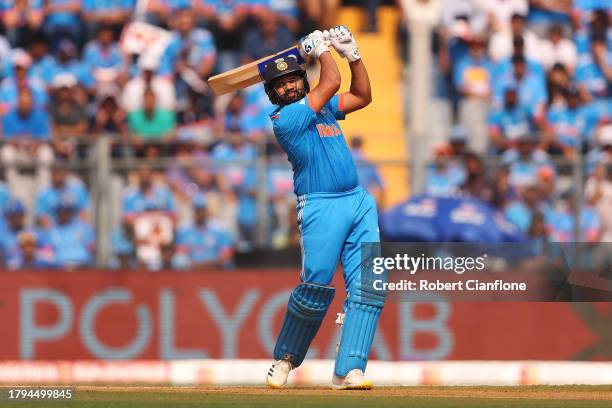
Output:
top-left (270, 95), bottom-right (358, 196)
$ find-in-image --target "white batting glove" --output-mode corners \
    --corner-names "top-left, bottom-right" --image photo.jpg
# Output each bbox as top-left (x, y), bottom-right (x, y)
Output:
top-left (299, 30), bottom-right (329, 60)
top-left (328, 25), bottom-right (360, 62)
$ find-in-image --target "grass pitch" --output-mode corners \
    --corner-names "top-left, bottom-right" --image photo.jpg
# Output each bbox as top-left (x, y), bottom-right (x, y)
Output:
top-left (6, 385), bottom-right (612, 407)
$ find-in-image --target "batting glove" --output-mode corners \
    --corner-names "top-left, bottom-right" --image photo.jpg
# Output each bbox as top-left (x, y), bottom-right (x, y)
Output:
top-left (299, 30), bottom-right (329, 60)
top-left (328, 25), bottom-right (360, 62)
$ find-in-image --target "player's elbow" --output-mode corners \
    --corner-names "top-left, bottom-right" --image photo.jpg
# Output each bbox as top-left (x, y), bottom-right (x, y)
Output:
top-left (327, 74), bottom-right (341, 93)
top-left (363, 92), bottom-right (372, 107)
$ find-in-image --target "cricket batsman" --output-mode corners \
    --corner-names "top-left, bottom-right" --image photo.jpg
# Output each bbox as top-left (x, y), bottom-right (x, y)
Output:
top-left (262, 26), bottom-right (385, 390)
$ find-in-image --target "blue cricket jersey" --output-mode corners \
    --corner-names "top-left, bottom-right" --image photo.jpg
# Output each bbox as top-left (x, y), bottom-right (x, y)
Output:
top-left (270, 95), bottom-right (359, 196)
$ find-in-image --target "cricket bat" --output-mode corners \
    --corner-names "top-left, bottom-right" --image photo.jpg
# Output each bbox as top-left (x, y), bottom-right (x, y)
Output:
top-left (207, 47), bottom-right (305, 96)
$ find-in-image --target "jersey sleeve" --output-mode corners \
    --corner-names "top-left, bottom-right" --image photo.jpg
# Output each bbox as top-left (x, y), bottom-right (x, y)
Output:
top-left (271, 97), bottom-right (316, 144)
top-left (327, 94), bottom-right (346, 121)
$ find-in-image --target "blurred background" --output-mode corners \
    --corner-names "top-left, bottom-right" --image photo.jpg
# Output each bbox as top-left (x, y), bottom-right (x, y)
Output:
top-left (0, 0), bottom-right (611, 387)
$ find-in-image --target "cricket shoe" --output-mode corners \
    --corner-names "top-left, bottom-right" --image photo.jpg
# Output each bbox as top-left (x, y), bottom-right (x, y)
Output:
top-left (266, 360), bottom-right (293, 388)
top-left (331, 369), bottom-right (374, 390)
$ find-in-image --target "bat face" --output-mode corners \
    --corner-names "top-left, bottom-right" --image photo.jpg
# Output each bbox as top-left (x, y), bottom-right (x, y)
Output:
top-left (208, 47), bottom-right (305, 95)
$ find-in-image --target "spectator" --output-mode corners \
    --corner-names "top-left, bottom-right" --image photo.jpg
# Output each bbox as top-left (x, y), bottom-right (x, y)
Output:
top-left (26, 32), bottom-right (56, 85)
top-left (581, 98), bottom-right (611, 146)
top-left (142, 0), bottom-right (172, 27)
top-left (93, 86), bottom-right (129, 137)
top-left (455, 37), bottom-right (493, 99)
top-left (454, 36), bottom-right (493, 153)
top-left (82, 0), bottom-right (133, 38)
top-left (0, 50), bottom-right (48, 113)
top-left (526, 0), bottom-right (572, 37)
top-left (502, 133), bottom-right (553, 191)
top-left (585, 148), bottom-right (612, 242)
top-left (50, 39), bottom-right (95, 91)
top-left (232, 163), bottom-right (282, 250)
top-left (490, 166), bottom-right (518, 209)
top-left (174, 193), bottom-right (234, 268)
top-left (160, 9), bottom-right (215, 120)
top-left (536, 165), bottom-right (557, 206)
top-left (548, 63), bottom-right (572, 95)
top-left (2, 0), bottom-right (44, 48)
top-left (573, 9), bottom-right (611, 54)
top-left (46, 193), bottom-right (95, 268)
top-left (122, 166), bottom-right (176, 223)
top-left (425, 142), bottom-right (464, 196)
top-left (159, 241), bottom-right (179, 270)
top-left (216, 91), bottom-right (245, 134)
top-left (240, 10), bottom-right (295, 63)
top-left (6, 231), bottom-right (57, 269)
top-left (176, 89), bottom-right (214, 144)
top-left (1, 89), bottom-right (54, 192)
top-left (128, 88), bottom-right (176, 145)
top-left (572, 2), bottom-right (609, 29)
top-left (504, 184), bottom-right (552, 232)
top-left (199, 0), bottom-right (249, 72)
top-left (159, 8), bottom-right (216, 79)
top-left (573, 34), bottom-right (612, 99)
top-left (166, 142), bottom-right (226, 201)
top-left (492, 35), bottom-right (546, 87)
top-left (489, 13), bottom-right (541, 63)
top-left (2, 199), bottom-right (28, 264)
top-left (122, 167), bottom-right (176, 269)
top-left (549, 190), bottom-right (601, 242)
top-left (540, 24), bottom-right (578, 72)
top-left (42, 0), bottom-right (82, 48)
top-left (83, 24), bottom-right (127, 87)
top-left (49, 73), bottom-right (89, 159)
top-left (350, 136), bottom-right (385, 207)
top-left (460, 152), bottom-right (494, 202)
top-left (243, 73), bottom-right (277, 121)
top-left (110, 222), bottom-right (136, 269)
top-left (587, 124), bottom-right (612, 172)
top-left (121, 55), bottom-right (176, 113)
top-left (546, 88), bottom-right (587, 156)
top-left (488, 87), bottom-right (535, 152)
top-left (34, 164), bottom-right (90, 228)
top-left (493, 55), bottom-right (548, 120)
top-left (266, 143), bottom-right (295, 248)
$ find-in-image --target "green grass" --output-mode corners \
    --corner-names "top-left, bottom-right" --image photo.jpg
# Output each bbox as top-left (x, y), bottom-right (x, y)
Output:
top-left (4, 386), bottom-right (612, 408)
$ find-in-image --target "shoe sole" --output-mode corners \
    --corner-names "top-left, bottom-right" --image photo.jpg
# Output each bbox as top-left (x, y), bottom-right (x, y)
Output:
top-left (331, 380), bottom-right (374, 390)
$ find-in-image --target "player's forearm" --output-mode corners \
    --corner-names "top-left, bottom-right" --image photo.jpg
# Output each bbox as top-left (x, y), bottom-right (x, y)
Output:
top-left (348, 59), bottom-right (372, 106)
top-left (319, 52), bottom-right (341, 92)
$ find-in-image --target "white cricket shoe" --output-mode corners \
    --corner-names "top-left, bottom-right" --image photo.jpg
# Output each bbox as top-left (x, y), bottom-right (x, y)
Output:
top-left (331, 369), bottom-right (374, 390)
top-left (266, 360), bottom-right (293, 388)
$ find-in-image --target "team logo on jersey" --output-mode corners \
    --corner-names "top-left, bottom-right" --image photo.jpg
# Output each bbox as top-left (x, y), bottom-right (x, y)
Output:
top-left (316, 123), bottom-right (342, 138)
top-left (276, 59), bottom-right (288, 71)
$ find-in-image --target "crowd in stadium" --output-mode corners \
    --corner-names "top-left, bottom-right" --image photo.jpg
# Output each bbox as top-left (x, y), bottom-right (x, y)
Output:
top-left (0, 0), bottom-right (610, 270)
top-left (411, 0), bottom-right (612, 244)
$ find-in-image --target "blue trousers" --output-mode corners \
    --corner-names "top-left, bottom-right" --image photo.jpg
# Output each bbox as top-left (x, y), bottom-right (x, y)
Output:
top-left (297, 186), bottom-right (380, 290)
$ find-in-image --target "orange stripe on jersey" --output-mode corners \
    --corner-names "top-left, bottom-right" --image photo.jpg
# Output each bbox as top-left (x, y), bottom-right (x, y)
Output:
top-left (338, 94), bottom-right (345, 112)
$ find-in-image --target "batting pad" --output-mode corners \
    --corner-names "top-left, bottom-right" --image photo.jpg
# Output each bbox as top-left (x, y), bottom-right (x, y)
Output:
top-left (334, 283), bottom-right (385, 377)
top-left (273, 283), bottom-right (335, 367)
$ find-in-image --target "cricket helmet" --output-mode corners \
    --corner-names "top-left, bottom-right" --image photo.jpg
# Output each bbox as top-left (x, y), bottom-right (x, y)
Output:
top-left (263, 55), bottom-right (309, 106)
